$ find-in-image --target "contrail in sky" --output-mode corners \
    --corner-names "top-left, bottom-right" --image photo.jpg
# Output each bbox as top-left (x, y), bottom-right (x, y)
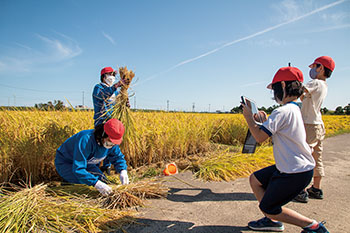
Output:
top-left (137, 0), bottom-right (345, 85)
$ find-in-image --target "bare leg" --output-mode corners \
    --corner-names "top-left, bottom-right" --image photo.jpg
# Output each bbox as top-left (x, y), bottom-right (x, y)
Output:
top-left (250, 174), bottom-right (314, 228)
top-left (312, 176), bottom-right (322, 189)
top-left (249, 174), bottom-right (265, 202)
top-left (265, 207), bottom-right (314, 228)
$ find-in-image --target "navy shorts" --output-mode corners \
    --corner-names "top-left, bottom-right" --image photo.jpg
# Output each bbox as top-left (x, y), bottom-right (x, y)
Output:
top-left (254, 165), bottom-right (313, 215)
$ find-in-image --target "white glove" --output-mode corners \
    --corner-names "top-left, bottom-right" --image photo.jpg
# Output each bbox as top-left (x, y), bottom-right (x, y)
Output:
top-left (94, 180), bottom-right (112, 196)
top-left (119, 170), bottom-right (129, 185)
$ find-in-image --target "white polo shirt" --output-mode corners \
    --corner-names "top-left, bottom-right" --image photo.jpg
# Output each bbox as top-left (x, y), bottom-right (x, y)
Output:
top-left (301, 79), bottom-right (328, 125)
top-left (261, 102), bottom-right (315, 174)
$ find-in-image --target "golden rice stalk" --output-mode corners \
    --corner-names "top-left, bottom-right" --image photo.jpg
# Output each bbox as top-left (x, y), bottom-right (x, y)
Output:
top-left (0, 183), bottom-right (135, 233)
top-left (110, 66), bottom-right (140, 166)
top-left (99, 180), bottom-right (169, 209)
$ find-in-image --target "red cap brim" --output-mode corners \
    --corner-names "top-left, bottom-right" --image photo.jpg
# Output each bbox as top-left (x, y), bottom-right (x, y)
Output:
top-left (109, 137), bottom-right (123, 145)
top-left (267, 83), bottom-right (272, 89)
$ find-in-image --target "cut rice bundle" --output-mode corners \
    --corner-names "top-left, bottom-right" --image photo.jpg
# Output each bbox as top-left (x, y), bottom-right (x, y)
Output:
top-left (100, 180), bottom-right (169, 209)
top-left (0, 183), bottom-right (134, 233)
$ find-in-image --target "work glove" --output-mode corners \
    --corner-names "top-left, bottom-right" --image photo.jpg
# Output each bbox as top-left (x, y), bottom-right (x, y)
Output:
top-left (94, 180), bottom-right (112, 196)
top-left (119, 170), bottom-right (129, 185)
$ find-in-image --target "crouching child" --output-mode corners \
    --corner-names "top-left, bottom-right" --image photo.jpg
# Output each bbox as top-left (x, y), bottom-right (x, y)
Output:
top-left (241, 66), bottom-right (329, 233)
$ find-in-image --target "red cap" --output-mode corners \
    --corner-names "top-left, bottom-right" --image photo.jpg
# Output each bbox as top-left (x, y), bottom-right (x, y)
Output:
top-left (100, 67), bottom-right (114, 76)
top-left (309, 56), bottom-right (335, 71)
top-left (267, 67), bottom-right (304, 89)
top-left (104, 119), bottom-right (125, 145)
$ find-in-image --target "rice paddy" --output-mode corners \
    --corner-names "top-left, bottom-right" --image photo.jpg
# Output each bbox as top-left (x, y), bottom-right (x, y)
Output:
top-left (0, 110), bottom-right (349, 232)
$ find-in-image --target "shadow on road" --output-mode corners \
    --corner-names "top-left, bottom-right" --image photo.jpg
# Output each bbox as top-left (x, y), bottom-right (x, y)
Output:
top-left (167, 188), bottom-right (256, 202)
top-left (117, 218), bottom-right (251, 233)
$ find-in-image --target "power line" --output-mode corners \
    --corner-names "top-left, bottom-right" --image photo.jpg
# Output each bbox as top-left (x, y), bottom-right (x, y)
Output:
top-left (0, 83), bottom-right (78, 93)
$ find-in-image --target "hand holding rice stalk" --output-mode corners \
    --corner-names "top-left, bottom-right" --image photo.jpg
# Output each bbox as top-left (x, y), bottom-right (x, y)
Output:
top-left (110, 66), bottom-right (140, 166)
top-left (100, 180), bottom-right (169, 209)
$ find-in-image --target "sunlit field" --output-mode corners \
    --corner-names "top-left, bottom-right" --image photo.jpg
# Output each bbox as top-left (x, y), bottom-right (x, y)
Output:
top-left (0, 110), bottom-right (349, 184)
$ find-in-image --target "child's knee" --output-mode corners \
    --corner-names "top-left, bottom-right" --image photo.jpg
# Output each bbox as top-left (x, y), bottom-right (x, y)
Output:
top-left (249, 173), bottom-right (261, 187)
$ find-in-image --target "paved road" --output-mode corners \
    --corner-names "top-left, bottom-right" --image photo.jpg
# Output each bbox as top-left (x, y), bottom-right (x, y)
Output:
top-left (119, 134), bottom-right (350, 233)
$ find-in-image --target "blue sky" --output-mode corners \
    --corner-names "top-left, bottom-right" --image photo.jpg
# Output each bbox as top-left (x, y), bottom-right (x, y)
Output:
top-left (0, 0), bottom-right (349, 112)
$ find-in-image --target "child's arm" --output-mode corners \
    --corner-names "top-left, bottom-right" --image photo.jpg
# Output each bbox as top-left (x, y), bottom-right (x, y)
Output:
top-left (242, 104), bottom-right (269, 143)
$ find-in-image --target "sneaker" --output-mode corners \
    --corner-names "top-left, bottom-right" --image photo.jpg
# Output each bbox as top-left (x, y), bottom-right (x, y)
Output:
top-left (294, 190), bottom-right (309, 203)
top-left (100, 166), bottom-right (111, 176)
top-left (301, 221), bottom-right (329, 233)
top-left (307, 186), bottom-right (323, 199)
top-left (248, 217), bottom-right (284, 232)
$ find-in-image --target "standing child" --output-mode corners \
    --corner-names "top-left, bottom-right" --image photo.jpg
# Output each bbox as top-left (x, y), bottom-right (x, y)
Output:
top-left (242, 66), bottom-right (329, 232)
top-left (294, 56), bottom-right (335, 203)
top-left (92, 67), bottom-right (129, 175)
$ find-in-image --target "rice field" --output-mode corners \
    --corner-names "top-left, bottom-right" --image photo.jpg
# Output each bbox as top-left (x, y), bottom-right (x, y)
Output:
top-left (0, 110), bottom-right (349, 184)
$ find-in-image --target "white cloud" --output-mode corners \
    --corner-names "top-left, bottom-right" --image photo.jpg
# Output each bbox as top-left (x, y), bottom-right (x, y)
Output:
top-left (36, 33), bottom-right (82, 60)
top-left (102, 31), bottom-right (116, 45)
top-left (255, 38), bottom-right (288, 47)
top-left (137, 0), bottom-right (346, 85)
top-left (272, 0), bottom-right (302, 22)
top-left (309, 23), bottom-right (350, 32)
top-left (0, 32), bottom-right (82, 73)
top-left (321, 11), bottom-right (349, 24)
top-left (14, 42), bottom-right (32, 51)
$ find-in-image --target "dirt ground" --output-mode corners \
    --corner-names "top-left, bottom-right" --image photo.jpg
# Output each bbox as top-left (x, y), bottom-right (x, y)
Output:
top-left (118, 134), bottom-right (350, 233)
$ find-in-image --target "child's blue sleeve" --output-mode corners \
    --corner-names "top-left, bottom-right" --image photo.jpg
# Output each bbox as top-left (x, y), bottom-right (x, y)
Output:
top-left (72, 137), bottom-right (99, 186)
top-left (93, 84), bottom-right (118, 101)
top-left (108, 145), bottom-right (127, 173)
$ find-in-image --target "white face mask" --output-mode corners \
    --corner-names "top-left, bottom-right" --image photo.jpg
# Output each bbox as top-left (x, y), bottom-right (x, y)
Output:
top-left (103, 140), bottom-right (115, 149)
top-left (104, 75), bottom-right (115, 87)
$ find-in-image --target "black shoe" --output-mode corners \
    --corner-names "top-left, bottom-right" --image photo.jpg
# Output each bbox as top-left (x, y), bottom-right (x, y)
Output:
top-left (294, 190), bottom-right (309, 203)
top-left (248, 217), bottom-right (284, 232)
top-left (100, 166), bottom-right (111, 176)
top-left (301, 221), bottom-right (329, 232)
top-left (307, 186), bottom-right (323, 199)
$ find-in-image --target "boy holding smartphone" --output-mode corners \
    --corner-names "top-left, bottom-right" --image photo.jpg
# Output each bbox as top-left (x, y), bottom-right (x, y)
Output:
top-left (242, 66), bottom-right (329, 232)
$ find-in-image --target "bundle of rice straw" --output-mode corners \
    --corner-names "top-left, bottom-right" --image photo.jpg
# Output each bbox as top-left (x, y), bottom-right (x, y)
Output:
top-left (50, 179), bottom-right (168, 210)
top-left (0, 183), bottom-right (134, 232)
top-left (100, 180), bottom-right (169, 209)
top-left (110, 66), bottom-right (140, 166)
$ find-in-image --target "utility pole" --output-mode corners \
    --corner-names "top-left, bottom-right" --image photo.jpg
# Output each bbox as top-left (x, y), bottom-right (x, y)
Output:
top-left (134, 95), bottom-right (136, 109)
top-left (208, 104), bottom-right (210, 112)
top-left (167, 100), bottom-right (169, 111)
top-left (13, 95), bottom-right (16, 107)
top-left (82, 91), bottom-right (85, 107)
top-left (192, 102), bottom-right (195, 112)
top-left (8, 97), bottom-right (10, 106)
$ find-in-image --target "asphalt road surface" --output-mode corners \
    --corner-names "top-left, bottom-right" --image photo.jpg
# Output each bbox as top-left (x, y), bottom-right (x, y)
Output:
top-left (118, 133), bottom-right (350, 233)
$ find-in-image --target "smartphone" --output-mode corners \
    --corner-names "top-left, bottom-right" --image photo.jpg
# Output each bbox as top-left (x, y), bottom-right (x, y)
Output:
top-left (241, 96), bottom-right (262, 123)
top-left (241, 96), bottom-right (260, 153)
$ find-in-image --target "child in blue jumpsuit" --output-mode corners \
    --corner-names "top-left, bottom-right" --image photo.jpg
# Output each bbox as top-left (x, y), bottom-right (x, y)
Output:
top-left (55, 119), bottom-right (129, 196)
top-left (242, 67), bottom-right (329, 232)
top-left (92, 67), bottom-right (131, 174)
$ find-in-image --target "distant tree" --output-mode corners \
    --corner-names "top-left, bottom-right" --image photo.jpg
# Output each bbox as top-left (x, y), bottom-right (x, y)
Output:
top-left (259, 106), bottom-right (268, 113)
top-left (230, 105), bottom-right (242, 114)
top-left (266, 105), bottom-right (279, 114)
top-left (54, 100), bottom-right (65, 110)
top-left (321, 107), bottom-right (329, 115)
top-left (334, 106), bottom-right (344, 115)
top-left (344, 104), bottom-right (350, 115)
top-left (34, 100), bottom-right (66, 111)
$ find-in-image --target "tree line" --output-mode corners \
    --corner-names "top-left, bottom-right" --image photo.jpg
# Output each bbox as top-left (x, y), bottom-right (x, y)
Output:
top-left (230, 103), bottom-right (350, 115)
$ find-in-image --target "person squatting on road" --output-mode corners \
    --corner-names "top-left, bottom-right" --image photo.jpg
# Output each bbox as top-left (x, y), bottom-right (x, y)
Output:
top-left (92, 67), bottom-right (130, 175)
top-left (241, 66), bottom-right (329, 232)
top-left (55, 118), bottom-right (129, 196)
top-left (294, 56), bottom-right (335, 203)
